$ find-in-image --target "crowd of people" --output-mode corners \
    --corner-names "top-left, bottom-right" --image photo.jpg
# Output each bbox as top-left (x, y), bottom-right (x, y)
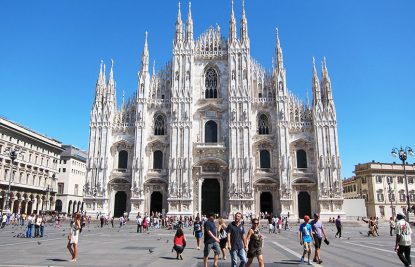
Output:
top-left (1, 208), bottom-right (413, 267)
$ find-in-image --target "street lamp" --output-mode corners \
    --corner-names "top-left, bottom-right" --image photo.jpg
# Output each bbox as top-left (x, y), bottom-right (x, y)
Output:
top-left (391, 146), bottom-right (414, 221)
top-left (387, 180), bottom-right (395, 218)
top-left (2, 147), bottom-right (24, 213)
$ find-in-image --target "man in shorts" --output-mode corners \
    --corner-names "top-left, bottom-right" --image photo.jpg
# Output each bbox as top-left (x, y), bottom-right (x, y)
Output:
top-left (299, 215), bottom-right (314, 265)
top-left (203, 213), bottom-right (220, 267)
top-left (395, 212), bottom-right (412, 267)
top-left (310, 213), bottom-right (326, 264)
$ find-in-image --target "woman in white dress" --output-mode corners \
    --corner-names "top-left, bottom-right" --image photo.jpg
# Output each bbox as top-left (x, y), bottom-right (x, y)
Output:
top-left (67, 213), bottom-right (81, 262)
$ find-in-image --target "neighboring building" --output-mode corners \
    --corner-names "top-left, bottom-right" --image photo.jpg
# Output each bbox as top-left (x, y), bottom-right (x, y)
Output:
top-left (55, 145), bottom-right (86, 215)
top-left (0, 117), bottom-right (63, 214)
top-left (353, 161), bottom-right (415, 219)
top-left (84, 2), bottom-right (344, 218)
top-left (342, 176), bottom-right (360, 199)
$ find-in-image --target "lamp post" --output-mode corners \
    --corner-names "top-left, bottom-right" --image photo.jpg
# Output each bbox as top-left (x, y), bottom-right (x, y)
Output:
top-left (2, 147), bottom-right (23, 213)
top-left (387, 180), bottom-right (394, 218)
top-left (391, 146), bottom-right (414, 221)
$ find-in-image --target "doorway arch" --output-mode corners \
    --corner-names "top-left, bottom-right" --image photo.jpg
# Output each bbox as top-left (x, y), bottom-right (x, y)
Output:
top-left (150, 191), bottom-right (163, 213)
top-left (114, 191), bottom-right (127, 217)
top-left (68, 200), bottom-right (72, 214)
top-left (298, 191), bottom-right (311, 218)
top-left (202, 179), bottom-right (220, 215)
top-left (55, 199), bottom-right (63, 212)
top-left (260, 192), bottom-right (273, 213)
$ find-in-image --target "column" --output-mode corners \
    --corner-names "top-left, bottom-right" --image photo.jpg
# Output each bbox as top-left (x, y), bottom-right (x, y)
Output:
top-left (24, 199), bottom-right (28, 214)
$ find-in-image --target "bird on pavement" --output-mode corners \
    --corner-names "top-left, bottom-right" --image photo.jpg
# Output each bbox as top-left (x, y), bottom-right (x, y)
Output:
top-left (37, 241), bottom-right (41, 245)
top-left (157, 237), bottom-right (161, 241)
top-left (149, 249), bottom-right (154, 254)
top-left (166, 240), bottom-right (169, 243)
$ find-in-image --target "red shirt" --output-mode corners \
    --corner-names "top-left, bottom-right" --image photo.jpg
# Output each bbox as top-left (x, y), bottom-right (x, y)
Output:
top-left (174, 235), bottom-right (185, 246)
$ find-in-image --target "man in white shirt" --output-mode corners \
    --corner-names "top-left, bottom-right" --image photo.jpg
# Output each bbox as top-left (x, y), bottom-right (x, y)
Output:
top-left (136, 216), bottom-right (143, 233)
top-left (395, 212), bottom-right (412, 267)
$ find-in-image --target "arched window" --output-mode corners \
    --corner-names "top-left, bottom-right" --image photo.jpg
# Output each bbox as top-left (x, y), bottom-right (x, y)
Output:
top-left (153, 150), bottom-right (163, 169)
top-left (296, 149), bottom-right (307, 168)
top-left (205, 120), bottom-right (218, 143)
top-left (260, 150), bottom-right (271, 169)
top-left (205, 68), bottom-right (218, 98)
top-left (118, 150), bottom-right (128, 169)
top-left (154, 114), bottom-right (166, 135)
top-left (258, 114), bottom-right (270, 135)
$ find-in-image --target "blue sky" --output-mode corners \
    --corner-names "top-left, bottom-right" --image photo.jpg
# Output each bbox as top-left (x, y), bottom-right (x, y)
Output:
top-left (0, 0), bottom-right (414, 178)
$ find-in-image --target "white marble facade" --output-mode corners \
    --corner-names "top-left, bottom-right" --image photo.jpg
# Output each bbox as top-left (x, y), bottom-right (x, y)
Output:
top-left (83, 1), bottom-right (344, 219)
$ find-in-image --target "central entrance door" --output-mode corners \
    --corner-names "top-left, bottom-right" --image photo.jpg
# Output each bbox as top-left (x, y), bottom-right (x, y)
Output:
top-left (298, 191), bottom-right (311, 218)
top-left (150, 191), bottom-right (163, 213)
top-left (202, 179), bottom-right (220, 215)
top-left (260, 192), bottom-right (273, 214)
top-left (114, 191), bottom-right (127, 217)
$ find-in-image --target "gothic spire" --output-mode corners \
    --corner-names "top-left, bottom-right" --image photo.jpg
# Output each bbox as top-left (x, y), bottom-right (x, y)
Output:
top-left (108, 59), bottom-right (114, 85)
top-left (185, 2), bottom-right (193, 43)
top-left (312, 57), bottom-right (321, 107)
top-left (321, 57), bottom-right (333, 103)
top-left (141, 31), bottom-right (149, 73)
top-left (275, 28), bottom-right (284, 74)
top-left (175, 1), bottom-right (183, 44)
top-left (240, 0), bottom-right (249, 43)
top-left (229, 0), bottom-right (237, 43)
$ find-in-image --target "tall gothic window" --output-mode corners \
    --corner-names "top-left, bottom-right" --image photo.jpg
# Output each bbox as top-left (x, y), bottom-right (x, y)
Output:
top-left (205, 68), bottom-right (218, 98)
top-left (260, 150), bottom-right (271, 169)
top-left (205, 120), bottom-right (218, 143)
top-left (258, 114), bottom-right (270, 135)
top-left (118, 150), bottom-right (128, 169)
top-left (154, 114), bottom-right (166, 135)
top-left (296, 149), bottom-right (307, 168)
top-left (153, 150), bottom-right (163, 169)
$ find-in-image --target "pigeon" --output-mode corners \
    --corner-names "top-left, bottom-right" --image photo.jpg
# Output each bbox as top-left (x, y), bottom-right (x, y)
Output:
top-left (149, 249), bottom-right (154, 254)
top-left (13, 235), bottom-right (16, 238)
top-left (147, 232), bottom-right (150, 235)
top-left (37, 241), bottom-right (41, 245)
top-left (62, 234), bottom-right (66, 236)
top-left (166, 240), bottom-right (169, 243)
top-left (359, 231), bottom-right (363, 235)
top-left (347, 237), bottom-right (350, 240)
top-left (11, 231), bottom-right (15, 233)
top-left (157, 237), bottom-right (161, 241)
top-left (62, 229), bottom-right (65, 232)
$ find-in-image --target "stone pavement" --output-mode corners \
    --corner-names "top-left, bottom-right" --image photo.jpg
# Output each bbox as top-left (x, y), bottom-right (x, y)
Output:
top-left (0, 220), bottom-right (410, 267)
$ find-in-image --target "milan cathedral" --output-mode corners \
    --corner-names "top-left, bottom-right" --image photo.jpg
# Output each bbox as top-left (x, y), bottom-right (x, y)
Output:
top-left (83, 1), bottom-right (344, 219)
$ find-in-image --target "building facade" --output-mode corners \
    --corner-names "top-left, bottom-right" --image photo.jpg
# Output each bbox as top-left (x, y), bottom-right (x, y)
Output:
top-left (342, 176), bottom-right (360, 199)
top-left (84, 2), bottom-right (344, 218)
top-left (0, 117), bottom-right (63, 214)
top-left (55, 145), bottom-right (86, 215)
top-left (352, 161), bottom-right (415, 219)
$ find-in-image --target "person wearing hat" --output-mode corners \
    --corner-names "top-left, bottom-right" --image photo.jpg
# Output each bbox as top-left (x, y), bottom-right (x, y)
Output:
top-left (310, 213), bottom-right (327, 264)
top-left (395, 212), bottom-right (412, 267)
top-left (299, 215), bottom-right (314, 265)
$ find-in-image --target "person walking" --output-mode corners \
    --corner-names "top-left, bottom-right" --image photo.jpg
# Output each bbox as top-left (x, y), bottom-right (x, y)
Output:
top-left (119, 216), bottom-right (125, 228)
top-left (390, 216), bottom-right (396, 236)
top-left (217, 218), bottom-right (228, 260)
top-left (173, 227), bottom-right (186, 260)
top-left (299, 215), bottom-right (313, 265)
top-left (203, 213), bottom-right (220, 267)
top-left (310, 213), bottom-right (327, 264)
top-left (34, 215), bottom-right (41, 237)
top-left (67, 213), bottom-right (81, 262)
top-left (395, 212), bottom-right (412, 267)
top-left (136, 215), bottom-right (143, 233)
top-left (226, 212), bottom-right (247, 267)
top-left (245, 218), bottom-right (264, 267)
top-left (40, 215), bottom-right (46, 238)
top-left (193, 217), bottom-right (203, 250)
top-left (334, 215), bottom-right (342, 238)
top-left (26, 214), bottom-right (34, 238)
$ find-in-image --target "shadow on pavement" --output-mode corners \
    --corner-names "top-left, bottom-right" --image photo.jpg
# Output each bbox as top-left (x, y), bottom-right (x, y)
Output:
top-left (47, 258), bottom-right (69, 262)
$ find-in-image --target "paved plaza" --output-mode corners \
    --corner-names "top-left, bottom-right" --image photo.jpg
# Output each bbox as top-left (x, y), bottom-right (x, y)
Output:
top-left (0, 220), bottom-right (410, 267)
